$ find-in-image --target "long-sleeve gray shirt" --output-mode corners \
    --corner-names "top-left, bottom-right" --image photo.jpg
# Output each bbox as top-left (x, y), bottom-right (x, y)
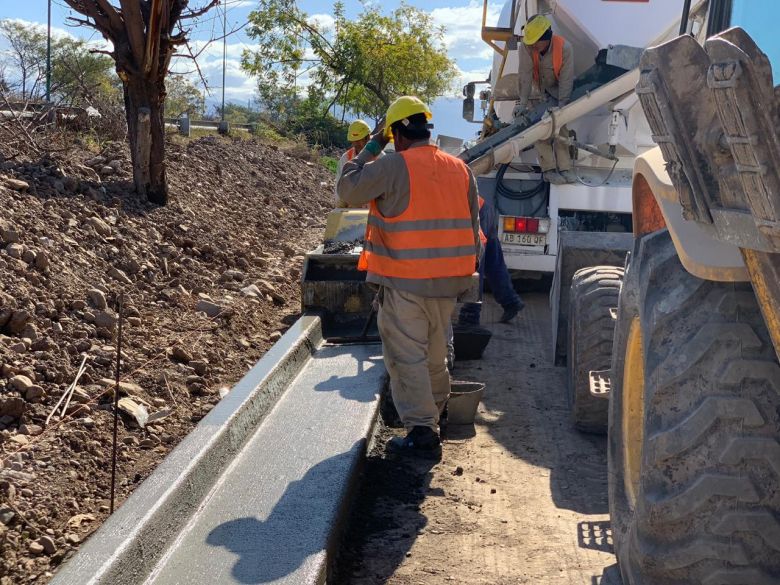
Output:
top-left (517, 37), bottom-right (574, 112)
top-left (338, 140), bottom-right (482, 298)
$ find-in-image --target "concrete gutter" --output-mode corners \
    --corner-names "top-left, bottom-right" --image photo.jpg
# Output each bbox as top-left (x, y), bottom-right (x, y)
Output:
top-left (51, 315), bottom-right (325, 585)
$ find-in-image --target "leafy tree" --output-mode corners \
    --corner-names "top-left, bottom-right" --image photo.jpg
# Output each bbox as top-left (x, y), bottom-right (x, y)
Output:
top-left (165, 75), bottom-right (206, 118)
top-left (62, 0), bottom-right (220, 205)
top-left (0, 20), bottom-right (48, 100)
top-left (242, 1), bottom-right (457, 122)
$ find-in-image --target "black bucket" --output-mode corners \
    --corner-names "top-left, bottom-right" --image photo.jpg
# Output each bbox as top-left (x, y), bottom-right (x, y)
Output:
top-left (453, 324), bottom-right (492, 361)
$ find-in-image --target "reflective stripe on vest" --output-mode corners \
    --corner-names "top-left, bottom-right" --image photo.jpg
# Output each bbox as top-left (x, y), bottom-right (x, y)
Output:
top-left (532, 35), bottom-right (565, 86)
top-left (358, 145), bottom-right (475, 279)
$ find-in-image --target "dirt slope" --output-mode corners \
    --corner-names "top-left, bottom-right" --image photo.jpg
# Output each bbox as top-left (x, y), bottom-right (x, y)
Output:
top-left (336, 295), bottom-right (622, 585)
top-left (0, 135), bottom-right (334, 584)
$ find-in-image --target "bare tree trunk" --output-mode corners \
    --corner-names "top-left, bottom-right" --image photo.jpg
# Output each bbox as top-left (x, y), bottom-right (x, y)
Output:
top-left (124, 76), bottom-right (168, 205)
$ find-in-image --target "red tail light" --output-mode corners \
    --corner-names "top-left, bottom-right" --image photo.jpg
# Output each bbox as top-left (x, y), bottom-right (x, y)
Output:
top-left (527, 218), bottom-right (539, 233)
top-left (515, 217), bottom-right (527, 232)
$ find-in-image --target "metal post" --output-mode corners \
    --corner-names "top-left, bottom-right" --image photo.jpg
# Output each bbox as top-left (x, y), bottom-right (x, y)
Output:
top-left (218, 0), bottom-right (229, 135)
top-left (46, 0), bottom-right (52, 102)
top-left (679, 0), bottom-right (693, 36)
top-left (221, 0), bottom-right (226, 122)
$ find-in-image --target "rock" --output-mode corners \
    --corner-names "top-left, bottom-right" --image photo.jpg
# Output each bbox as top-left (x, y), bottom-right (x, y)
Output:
top-left (18, 424), bottom-right (42, 436)
top-left (85, 155), bottom-right (106, 167)
top-left (70, 387), bottom-right (90, 404)
top-left (190, 360), bottom-right (208, 376)
top-left (1, 226), bottom-right (19, 244)
top-left (93, 310), bottom-right (117, 330)
top-left (281, 243), bottom-right (297, 257)
top-left (20, 323), bottom-right (37, 342)
top-left (269, 331), bottom-right (282, 342)
top-left (9, 342), bottom-right (26, 353)
top-left (256, 280), bottom-right (286, 304)
top-left (34, 250), bottom-right (50, 270)
top-left (86, 216), bottom-right (111, 236)
top-left (6, 310), bottom-right (31, 334)
top-left (5, 243), bottom-right (24, 259)
top-left (65, 533), bottom-right (80, 545)
top-left (0, 507), bottom-right (16, 525)
top-left (220, 269), bottom-right (245, 282)
top-left (24, 385), bottom-right (45, 403)
top-left (0, 397), bottom-right (25, 418)
top-left (108, 266), bottom-right (132, 284)
top-left (29, 541), bottom-right (45, 555)
top-left (21, 248), bottom-right (36, 264)
top-left (99, 165), bottom-right (115, 176)
top-left (71, 300), bottom-right (87, 311)
top-left (108, 159), bottom-right (122, 171)
top-left (0, 308), bottom-right (11, 328)
top-left (171, 346), bottom-right (192, 363)
top-left (87, 289), bottom-right (107, 310)
top-left (9, 375), bottom-right (34, 392)
top-left (98, 378), bottom-right (143, 396)
top-left (9, 435), bottom-right (29, 446)
top-left (240, 284), bottom-right (261, 298)
top-left (118, 397), bottom-right (148, 428)
top-left (38, 535), bottom-right (56, 554)
top-left (4, 178), bottom-right (29, 192)
top-left (196, 299), bottom-right (225, 318)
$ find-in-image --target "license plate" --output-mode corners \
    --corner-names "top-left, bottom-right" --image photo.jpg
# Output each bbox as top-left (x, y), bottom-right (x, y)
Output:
top-left (502, 233), bottom-right (547, 246)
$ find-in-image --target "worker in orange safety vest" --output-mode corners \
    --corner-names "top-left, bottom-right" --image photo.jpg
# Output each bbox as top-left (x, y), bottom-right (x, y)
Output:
top-left (338, 96), bottom-right (482, 459)
top-left (513, 14), bottom-right (575, 185)
top-left (334, 120), bottom-right (383, 208)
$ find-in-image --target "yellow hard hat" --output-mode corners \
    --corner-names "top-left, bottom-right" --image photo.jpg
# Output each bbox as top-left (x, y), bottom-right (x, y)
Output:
top-left (523, 14), bottom-right (552, 45)
top-left (347, 119), bottom-right (371, 142)
top-left (384, 96), bottom-right (432, 139)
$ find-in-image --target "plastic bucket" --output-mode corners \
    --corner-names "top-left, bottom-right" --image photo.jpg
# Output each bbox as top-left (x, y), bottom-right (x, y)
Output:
top-left (452, 324), bottom-right (492, 361)
top-left (447, 381), bottom-right (485, 424)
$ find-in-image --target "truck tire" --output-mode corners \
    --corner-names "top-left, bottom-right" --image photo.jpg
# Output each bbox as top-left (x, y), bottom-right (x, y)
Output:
top-left (567, 265), bottom-right (624, 434)
top-left (609, 229), bottom-right (780, 585)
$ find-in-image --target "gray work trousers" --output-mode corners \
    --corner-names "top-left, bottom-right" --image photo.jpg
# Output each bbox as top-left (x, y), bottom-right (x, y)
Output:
top-left (536, 124), bottom-right (571, 172)
top-left (377, 287), bottom-right (455, 432)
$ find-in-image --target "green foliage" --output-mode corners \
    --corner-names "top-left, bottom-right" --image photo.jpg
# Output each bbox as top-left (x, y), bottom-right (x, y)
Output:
top-left (165, 75), bottom-right (206, 117)
top-left (242, 1), bottom-right (457, 122)
top-left (320, 156), bottom-right (339, 175)
top-left (0, 19), bottom-right (118, 105)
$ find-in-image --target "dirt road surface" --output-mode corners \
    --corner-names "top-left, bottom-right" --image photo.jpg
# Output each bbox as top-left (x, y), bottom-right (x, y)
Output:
top-left (337, 293), bottom-right (623, 585)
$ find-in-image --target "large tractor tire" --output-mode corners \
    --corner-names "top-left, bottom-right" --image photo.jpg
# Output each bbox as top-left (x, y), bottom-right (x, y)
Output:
top-left (609, 229), bottom-right (780, 585)
top-left (567, 265), bottom-right (624, 434)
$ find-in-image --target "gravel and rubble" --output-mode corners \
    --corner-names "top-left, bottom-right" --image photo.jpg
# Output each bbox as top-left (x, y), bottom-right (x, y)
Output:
top-left (0, 134), bottom-right (334, 583)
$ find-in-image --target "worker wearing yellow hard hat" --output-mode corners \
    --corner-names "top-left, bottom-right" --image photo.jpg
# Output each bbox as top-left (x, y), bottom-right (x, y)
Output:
top-left (337, 96), bottom-right (482, 459)
top-left (515, 14), bottom-right (576, 185)
top-left (334, 119), bottom-right (383, 208)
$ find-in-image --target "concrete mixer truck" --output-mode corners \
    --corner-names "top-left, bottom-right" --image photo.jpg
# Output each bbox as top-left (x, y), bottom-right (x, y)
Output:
top-left (465, 1), bottom-right (780, 583)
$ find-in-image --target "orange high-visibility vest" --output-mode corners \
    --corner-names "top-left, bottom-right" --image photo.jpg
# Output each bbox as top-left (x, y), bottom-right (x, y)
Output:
top-left (346, 147), bottom-right (355, 161)
top-left (532, 35), bottom-right (565, 87)
top-left (358, 145), bottom-right (476, 279)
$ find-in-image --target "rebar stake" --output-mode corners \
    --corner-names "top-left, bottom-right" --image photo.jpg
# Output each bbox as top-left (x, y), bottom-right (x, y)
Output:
top-left (110, 291), bottom-right (124, 514)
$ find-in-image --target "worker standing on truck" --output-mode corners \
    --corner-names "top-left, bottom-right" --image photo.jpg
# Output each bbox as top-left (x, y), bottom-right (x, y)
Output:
top-left (514, 14), bottom-right (575, 185)
top-left (338, 96), bottom-right (482, 459)
top-left (334, 120), bottom-right (382, 208)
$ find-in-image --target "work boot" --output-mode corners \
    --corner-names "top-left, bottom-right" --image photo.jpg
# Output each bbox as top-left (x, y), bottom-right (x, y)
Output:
top-left (387, 426), bottom-right (442, 459)
top-left (499, 300), bottom-right (525, 323)
top-left (543, 170), bottom-right (567, 185)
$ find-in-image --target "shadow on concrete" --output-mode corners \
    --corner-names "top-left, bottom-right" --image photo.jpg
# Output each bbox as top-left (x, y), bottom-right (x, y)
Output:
top-left (205, 447), bottom-right (360, 584)
top-left (312, 349), bottom-right (383, 403)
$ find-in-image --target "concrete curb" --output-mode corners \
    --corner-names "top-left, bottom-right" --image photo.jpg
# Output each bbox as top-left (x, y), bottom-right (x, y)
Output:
top-left (51, 315), bottom-right (324, 585)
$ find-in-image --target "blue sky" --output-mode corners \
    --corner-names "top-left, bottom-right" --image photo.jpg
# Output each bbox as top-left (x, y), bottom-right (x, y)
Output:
top-left (2, 1), bottom-right (779, 139)
top-left (1, 0), bottom-right (500, 139)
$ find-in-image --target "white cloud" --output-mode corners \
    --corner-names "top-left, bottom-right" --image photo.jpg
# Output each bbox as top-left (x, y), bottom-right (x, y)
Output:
top-left (430, 1), bottom-right (503, 63)
top-left (308, 13), bottom-right (335, 30)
